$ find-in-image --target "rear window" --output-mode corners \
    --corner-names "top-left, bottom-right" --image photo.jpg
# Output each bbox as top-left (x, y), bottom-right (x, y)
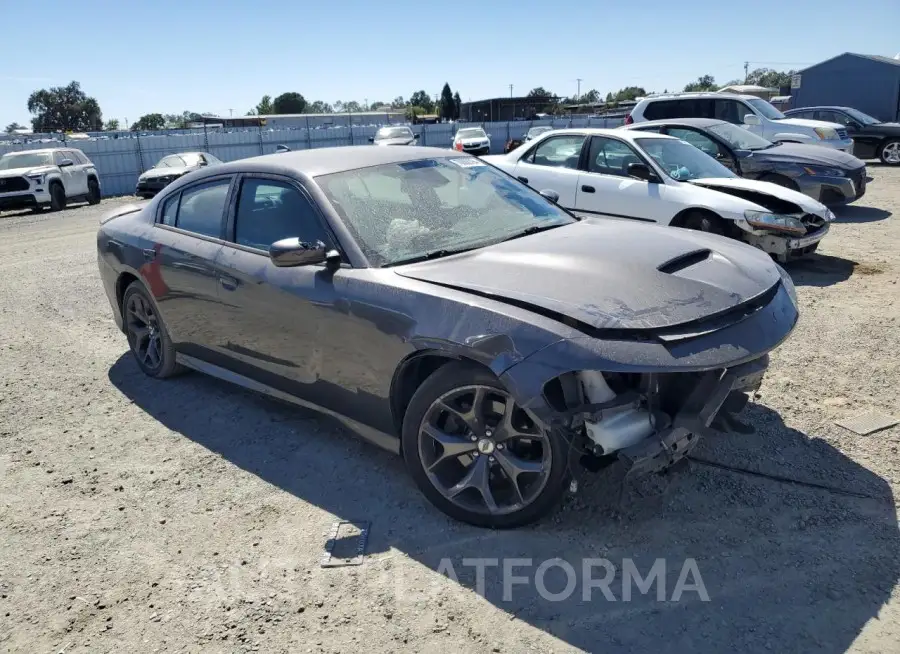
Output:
top-left (643, 99), bottom-right (714, 120)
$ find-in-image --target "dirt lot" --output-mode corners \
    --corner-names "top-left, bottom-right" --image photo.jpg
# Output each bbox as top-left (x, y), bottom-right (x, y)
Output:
top-left (1, 168), bottom-right (899, 654)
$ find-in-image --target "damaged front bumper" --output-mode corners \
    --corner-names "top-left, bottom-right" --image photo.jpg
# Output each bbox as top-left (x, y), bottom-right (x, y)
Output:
top-left (741, 224), bottom-right (829, 263)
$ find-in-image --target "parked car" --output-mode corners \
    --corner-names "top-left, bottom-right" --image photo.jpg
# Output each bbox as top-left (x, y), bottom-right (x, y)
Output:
top-left (503, 138), bottom-right (524, 154)
top-left (783, 106), bottom-right (900, 165)
top-left (451, 127), bottom-right (491, 155)
top-left (369, 126), bottom-right (419, 146)
top-left (0, 148), bottom-right (101, 213)
top-left (96, 145), bottom-right (797, 527)
top-left (135, 152), bottom-right (222, 198)
top-left (525, 126), bottom-right (553, 142)
top-left (624, 118), bottom-right (867, 205)
top-left (627, 93), bottom-right (854, 152)
top-left (482, 128), bottom-right (834, 262)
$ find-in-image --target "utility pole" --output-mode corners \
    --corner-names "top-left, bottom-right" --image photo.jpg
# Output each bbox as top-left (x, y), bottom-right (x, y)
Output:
top-left (509, 84), bottom-right (513, 98)
top-left (576, 78), bottom-right (582, 101)
top-left (228, 108), bottom-right (233, 117)
top-left (364, 98), bottom-right (368, 111)
top-left (744, 61), bottom-right (749, 83)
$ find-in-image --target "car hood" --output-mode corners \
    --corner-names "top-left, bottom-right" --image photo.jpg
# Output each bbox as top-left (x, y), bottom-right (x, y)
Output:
top-left (748, 143), bottom-right (863, 168)
top-left (141, 165), bottom-right (195, 179)
top-left (393, 219), bottom-right (781, 331)
top-left (687, 177), bottom-right (827, 215)
top-left (0, 165), bottom-right (55, 178)
top-left (775, 117), bottom-right (844, 131)
top-left (458, 137), bottom-right (489, 144)
top-left (374, 137), bottom-right (415, 146)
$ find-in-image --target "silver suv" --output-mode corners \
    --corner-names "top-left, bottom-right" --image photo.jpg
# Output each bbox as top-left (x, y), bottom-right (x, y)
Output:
top-left (0, 148), bottom-right (101, 213)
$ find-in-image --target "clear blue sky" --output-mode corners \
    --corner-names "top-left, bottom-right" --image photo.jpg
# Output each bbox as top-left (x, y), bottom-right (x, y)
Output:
top-left (2, 0), bottom-right (898, 127)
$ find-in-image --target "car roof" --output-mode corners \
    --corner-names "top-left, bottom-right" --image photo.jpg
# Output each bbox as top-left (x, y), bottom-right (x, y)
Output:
top-left (532, 127), bottom-right (675, 142)
top-left (1, 147), bottom-right (69, 156)
top-left (641, 92), bottom-right (759, 101)
top-left (784, 106), bottom-right (851, 112)
top-left (624, 117), bottom-right (727, 129)
top-left (211, 145), bottom-right (475, 178)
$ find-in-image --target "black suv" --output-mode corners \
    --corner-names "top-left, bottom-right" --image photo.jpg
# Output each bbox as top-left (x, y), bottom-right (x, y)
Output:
top-left (785, 106), bottom-right (900, 165)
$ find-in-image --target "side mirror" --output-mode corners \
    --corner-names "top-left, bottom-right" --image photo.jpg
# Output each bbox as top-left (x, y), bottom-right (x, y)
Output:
top-left (198, 159), bottom-right (208, 166)
top-left (539, 189), bottom-right (560, 203)
top-left (626, 162), bottom-right (657, 182)
top-left (414, 133), bottom-right (420, 140)
top-left (269, 238), bottom-right (338, 267)
top-left (58, 158), bottom-right (74, 167)
top-left (742, 114), bottom-right (761, 126)
top-left (275, 144), bottom-right (291, 153)
top-left (368, 137), bottom-right (375, 143)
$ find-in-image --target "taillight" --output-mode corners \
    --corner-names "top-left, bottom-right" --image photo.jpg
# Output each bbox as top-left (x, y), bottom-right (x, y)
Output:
top-left (624, 113), bottom-right (633, 125)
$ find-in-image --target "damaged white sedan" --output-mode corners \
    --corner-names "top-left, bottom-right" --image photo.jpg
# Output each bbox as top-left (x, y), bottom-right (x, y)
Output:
top-left (482, 128), bottom-right (834, 262)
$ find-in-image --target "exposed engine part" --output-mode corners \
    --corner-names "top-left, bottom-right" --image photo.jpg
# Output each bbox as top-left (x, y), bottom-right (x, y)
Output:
top-left (578, 371), bottom-right (656, 455)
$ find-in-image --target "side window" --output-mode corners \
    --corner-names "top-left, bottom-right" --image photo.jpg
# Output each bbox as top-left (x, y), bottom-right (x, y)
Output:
top-left (714, 100), bottom-right (742, 124)
top-left (160, 194), bottom-right (179, 226)
top-left (643, 101), bottom-right (672, 120)
top-left (53, 151), bottom-right (67, 166)
top-left (174, 179), bottom-right (230, 238)
top-left (587, 137), bottom-right (645, 177)
top-left (72, 151), bottom-right (88, 164)
top-left (666, 128), bottom-right (720, 158)
top-left (528, 135), bottom-right (586, 169)
top-left (816, 110), bottom-right (848, 125)
top-left (234, 178), bottom-right (330, 251)
top-left (735, 103), bottom-right (756, 123)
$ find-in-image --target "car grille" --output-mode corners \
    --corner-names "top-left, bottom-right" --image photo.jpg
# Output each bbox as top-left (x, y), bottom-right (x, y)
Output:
top-left (0, 177), bottom-right (29, 192)
top-left (836, 128), bottom-right (849, 140)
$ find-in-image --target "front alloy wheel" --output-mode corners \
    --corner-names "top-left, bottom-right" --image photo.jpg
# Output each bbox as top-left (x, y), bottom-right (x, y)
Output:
top-left (402, 363), bottom-right (569, 527)
top-left (122, 282), bottom-right (181, 378)
top-left (880, 139), bottom-right (900, 165)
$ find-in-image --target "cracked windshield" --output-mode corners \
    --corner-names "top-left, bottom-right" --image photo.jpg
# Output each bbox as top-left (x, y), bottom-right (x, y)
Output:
top-left (317, 157), bottom-right (574, 266)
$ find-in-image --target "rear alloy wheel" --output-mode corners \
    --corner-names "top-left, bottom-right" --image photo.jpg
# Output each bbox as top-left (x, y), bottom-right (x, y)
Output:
top-left (87, 178), bottom-right (101, 205)
top-left (48, 183), bottom-right (66, 212)
top-left (402, 362), bottom-right (569, 528)
top-left (879, 139), bottom-right (900, 165)
top-left (122, 283), bottom-right (181, 379)
top-left (683, 211), bottom-right (726, 236)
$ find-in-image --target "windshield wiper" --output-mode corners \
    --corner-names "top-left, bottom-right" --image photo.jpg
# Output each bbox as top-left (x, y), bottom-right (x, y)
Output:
top-left (497, 222), bottom-right (568, 243)
top-left (383, 246), bottom-right (479, 268)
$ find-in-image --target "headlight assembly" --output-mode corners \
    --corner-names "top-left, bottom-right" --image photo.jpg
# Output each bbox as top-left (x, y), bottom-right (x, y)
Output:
top-left (743, 210), bottom-right (806, 235)
top-left (802, 166), bottom-right (844, 177)
top-left (813, 127), bottom-right (838, 140)
top-left (776, 263), bottom-right (798, 308)
top-left (26, 173), bottom-right (45, 184)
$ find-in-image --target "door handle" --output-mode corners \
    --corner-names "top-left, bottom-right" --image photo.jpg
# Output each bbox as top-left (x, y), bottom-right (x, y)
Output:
top-left (142, 248), bottom-right (157, 260)
top-left (581, 184), bottom-right (596, 193)
top-left (218, 274), bottom-right (239, 291)
top-left (517, 176), bottom-right (528, 184)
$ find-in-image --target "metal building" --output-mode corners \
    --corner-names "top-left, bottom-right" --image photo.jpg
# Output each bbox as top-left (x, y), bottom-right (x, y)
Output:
top-left (458, 96), bottom-right (558, 123)
top-left (791, 53), bottom-right (900, 122)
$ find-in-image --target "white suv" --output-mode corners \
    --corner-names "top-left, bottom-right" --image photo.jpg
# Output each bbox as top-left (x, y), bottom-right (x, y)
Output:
top-left (627, 93), bottom-right (854, 152)
top-left (0, 148), bottom-right (101, 214)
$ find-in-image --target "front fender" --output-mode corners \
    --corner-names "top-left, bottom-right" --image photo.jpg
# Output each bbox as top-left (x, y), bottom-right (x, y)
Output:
top-left (772, 131), bottom-right (815, 144)
top-left (500, 283), bottom-right (798, 424)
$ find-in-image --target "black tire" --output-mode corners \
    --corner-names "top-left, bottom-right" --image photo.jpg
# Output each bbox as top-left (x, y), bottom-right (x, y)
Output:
top-left (401, 361), bottom-right (570, 528)
top-left (878, 139), bottom-right (900, 166)
top-left (48, 182), bottom-right (66, 212)
top-left (683, 211), bottom-right (726, 236)
top-left (87, 178), bottom-right (101, 205)
top-left (30, 206), bottom-right (43, 214)
top-left (122, 282), bottom-right (182, 379)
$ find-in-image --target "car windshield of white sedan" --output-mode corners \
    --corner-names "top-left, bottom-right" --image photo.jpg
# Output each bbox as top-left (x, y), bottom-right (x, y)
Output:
top-left (155, 154), bottom-right (193, 168)
top-left (376, 127), bottom-right (413, 139)
top-left (0, 152), bottom-right (52, 169)
top-left (636, 138), bottom-right (736, 181)
top-left (317, 157), bottom-right (574, 266)
top-left (706, 123), bottom-right (773, 151)
top-left (457, 128), bottom-right (486, 139)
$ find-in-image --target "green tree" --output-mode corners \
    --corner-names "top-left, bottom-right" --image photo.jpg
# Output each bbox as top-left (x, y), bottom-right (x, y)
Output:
top-left (409, 90), bottom-right (434, 113)
top-left (605, 91), bottom-right (614, 102)
top-left (343, 101), bottom-right (362, 113)
top-left (683, 75), bottom-right (718, 92)
top-left (452, 91), bottom-right (462, 120)
top-left (130, 113), bottom-right (166, 131)
top-left (4, 122), bottom-right (25, 133)
top-left (307, 100), bottom-right (333, 113)
top-left (369, 101), bottom-right (388, 111)
top-left (439, 82), bottom-right (455, 120)
top-left (608, 86), bottom-right (646, 103)
top-left (254, 94), bottom-right (274, 115)
top-left (527, 87), bottom-right (552, 98)
top-left (405, 105), bottom-right (427, 122)
top-left (104, 119), bottom-right (120, 131)
top-left (391, 96), bottom-right (406, 109)
top-left (581, 89), bottom-right (600, 104)
top-left (272, 92), bottom-right (306, 114)
top-left (745, 68), bottom-right (794, 88)
top-left (27, 81), bottom-right (103, 132)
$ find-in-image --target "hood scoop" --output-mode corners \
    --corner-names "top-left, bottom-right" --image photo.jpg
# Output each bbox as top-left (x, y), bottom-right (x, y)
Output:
top-left (657, 249), bottom-right (711, 274)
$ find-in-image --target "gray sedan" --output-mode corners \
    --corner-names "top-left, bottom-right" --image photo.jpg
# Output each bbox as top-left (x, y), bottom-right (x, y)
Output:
top-left (135, 152), bottom-right (222, 198)
top-left (97, 145), bottom-right (798, 527)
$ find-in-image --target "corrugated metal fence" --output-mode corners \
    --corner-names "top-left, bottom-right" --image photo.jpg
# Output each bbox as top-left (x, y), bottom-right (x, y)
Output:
top-left (0, 117), bottom-right (623, 197)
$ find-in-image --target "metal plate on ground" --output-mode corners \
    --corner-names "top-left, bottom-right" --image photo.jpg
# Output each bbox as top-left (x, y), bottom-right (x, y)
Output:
top-left (835, 412), bottom-right (899, 436)
top-left (320, 520), bottom-right (370, 568)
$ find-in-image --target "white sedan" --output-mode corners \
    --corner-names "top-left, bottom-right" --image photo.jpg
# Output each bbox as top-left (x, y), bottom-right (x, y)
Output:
top-left (482, 128), bottom-right (835, 262)
top-left (451, 127), bottom-right (491, 156)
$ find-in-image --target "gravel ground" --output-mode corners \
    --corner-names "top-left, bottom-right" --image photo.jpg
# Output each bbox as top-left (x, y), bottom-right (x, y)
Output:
top-left (1, 169), bottom-right (899, 654)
